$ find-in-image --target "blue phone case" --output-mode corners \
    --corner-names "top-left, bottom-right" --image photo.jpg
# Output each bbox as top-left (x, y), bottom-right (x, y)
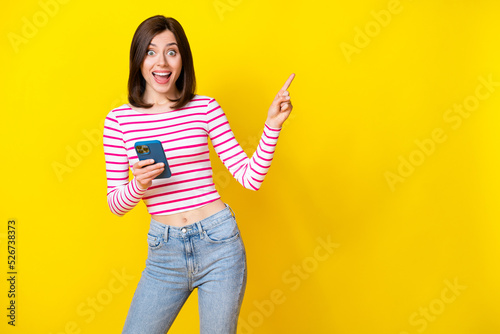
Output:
top-left (134, 140), bottom-right (172, 179)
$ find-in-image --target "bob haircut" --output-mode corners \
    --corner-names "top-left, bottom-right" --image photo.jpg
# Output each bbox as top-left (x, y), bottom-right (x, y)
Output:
top-left (128, 15), bottom-right (196, 109)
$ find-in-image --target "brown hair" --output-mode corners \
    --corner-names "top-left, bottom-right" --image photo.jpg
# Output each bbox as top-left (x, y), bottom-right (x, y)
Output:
top-left (128, 15), bottom-right (196, 109)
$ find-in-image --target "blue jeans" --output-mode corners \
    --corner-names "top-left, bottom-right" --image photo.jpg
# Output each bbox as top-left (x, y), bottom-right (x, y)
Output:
top-left (122, 204), bottom-right (247, 334)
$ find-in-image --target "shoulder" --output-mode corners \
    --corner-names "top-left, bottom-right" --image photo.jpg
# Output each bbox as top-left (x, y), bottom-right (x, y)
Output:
top-left (106, 104), bottom-right (133, 118)
top-left (104, 104), bottom-right (134, 129)
top-left (189, 94), bottom-right (217, 107)
top-left (192, 95), bottom-right (223, 115)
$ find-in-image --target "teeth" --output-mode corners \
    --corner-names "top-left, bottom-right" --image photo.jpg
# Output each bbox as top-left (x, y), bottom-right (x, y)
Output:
top-left (153, 72), bottom-right (170, 76)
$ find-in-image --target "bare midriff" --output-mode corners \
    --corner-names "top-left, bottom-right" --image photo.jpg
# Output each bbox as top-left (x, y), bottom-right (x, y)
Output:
top-left (151, 199), bottom-right (227, 227)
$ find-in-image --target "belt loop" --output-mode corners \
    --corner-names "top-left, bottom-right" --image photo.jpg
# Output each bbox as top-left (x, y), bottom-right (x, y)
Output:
top-left (227, 204), bottom-right (236, 219)
top-left (196, 222), bottom-right (204, 239)
top-left (164, 225), bottom-right (169, 243)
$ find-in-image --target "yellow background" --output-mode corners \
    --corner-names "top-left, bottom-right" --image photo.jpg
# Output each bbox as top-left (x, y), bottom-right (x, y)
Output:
top-left (1, 0), bottom-right (500, 333)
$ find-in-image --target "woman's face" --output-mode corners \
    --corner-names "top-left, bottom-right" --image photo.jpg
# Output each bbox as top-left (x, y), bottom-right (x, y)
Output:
top-left (141, 30), bottom-right (183, 103)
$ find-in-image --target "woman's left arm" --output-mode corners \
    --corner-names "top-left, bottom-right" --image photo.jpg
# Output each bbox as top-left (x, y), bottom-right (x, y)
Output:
top-left (206, 74), bottom-right (295, 191)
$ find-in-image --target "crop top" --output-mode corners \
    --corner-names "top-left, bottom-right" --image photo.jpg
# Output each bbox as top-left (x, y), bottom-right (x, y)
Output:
top-left (103, 95), bottom-right (281, 216)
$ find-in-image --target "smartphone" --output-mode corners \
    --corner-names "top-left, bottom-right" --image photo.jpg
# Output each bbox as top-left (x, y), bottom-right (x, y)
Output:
top-left (134, 140), bottom-right (172, 179)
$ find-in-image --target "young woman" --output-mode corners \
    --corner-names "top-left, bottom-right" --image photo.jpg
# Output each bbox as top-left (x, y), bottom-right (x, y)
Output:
top-left (103, 15), bottom-right (294, 333)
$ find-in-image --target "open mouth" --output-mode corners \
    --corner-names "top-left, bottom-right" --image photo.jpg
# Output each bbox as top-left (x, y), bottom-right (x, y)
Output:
top-left (152, 72), bottom-right (172, 84)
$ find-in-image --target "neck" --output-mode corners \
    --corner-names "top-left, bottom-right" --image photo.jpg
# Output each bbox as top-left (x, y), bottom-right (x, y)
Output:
top-left (143, 90), bottom-right (180, 107)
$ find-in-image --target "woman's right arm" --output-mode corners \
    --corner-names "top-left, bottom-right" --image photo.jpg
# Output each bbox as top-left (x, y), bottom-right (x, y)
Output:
top-left (103, 112), bottom-right (164, 216)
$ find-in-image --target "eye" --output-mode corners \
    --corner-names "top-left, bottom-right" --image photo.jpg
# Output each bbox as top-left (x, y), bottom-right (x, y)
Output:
top-left (167, 50), bottom-right (177, 56)
top-left (147, 50), bottom-right (155, 56)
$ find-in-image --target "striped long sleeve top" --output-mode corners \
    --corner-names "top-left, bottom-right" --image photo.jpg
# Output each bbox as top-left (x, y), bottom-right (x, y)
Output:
top-left (103, 95), bottom-right (281, 216)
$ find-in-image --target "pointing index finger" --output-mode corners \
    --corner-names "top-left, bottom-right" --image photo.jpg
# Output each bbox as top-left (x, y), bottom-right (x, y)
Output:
top-left (281, 73), bottom-right (295, 92)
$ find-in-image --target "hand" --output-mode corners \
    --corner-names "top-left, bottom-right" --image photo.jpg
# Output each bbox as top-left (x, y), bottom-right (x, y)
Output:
top-left (132, 159), bottom-right (165, 190)
top-left (266, 73), bottom-right (295, 129)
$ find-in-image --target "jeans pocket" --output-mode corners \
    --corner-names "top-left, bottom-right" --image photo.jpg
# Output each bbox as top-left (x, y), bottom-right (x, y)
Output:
top-left (203, 217), bottom-right (240, 244)
top-left (147, 233), bottom-right (164, 250)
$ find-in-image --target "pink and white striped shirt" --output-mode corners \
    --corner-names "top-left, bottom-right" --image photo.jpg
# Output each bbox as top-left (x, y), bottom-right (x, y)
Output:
top-left (103, 95), bottom-right (281, 216)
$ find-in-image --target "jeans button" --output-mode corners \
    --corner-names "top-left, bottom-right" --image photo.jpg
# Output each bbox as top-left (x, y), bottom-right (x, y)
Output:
top-left (181, 228), bottom-right (187, 233)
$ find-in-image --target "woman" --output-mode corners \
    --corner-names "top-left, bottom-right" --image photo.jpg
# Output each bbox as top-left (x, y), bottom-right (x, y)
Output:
top-left (103, 15), bottom-right (294, 333)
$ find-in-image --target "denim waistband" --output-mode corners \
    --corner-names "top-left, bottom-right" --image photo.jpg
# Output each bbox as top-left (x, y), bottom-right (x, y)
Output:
top-left (148, 203), bottom-right (235, 240)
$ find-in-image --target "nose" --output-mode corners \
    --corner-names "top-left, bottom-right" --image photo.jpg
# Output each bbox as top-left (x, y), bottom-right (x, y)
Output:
top-left (157, 52), bottom-right (167, 66)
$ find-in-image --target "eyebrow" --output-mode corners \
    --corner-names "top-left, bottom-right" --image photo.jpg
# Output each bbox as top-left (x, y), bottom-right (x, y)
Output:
top-left (149, 42), bottom-right (178, 47)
